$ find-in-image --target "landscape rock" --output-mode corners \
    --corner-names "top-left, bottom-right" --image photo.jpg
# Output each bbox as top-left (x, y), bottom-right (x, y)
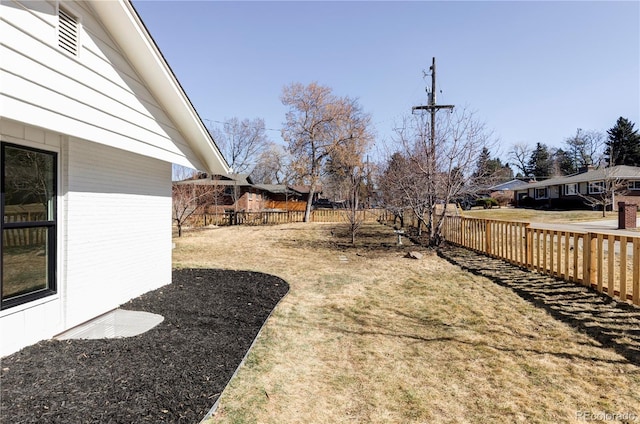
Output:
top-left (405, 251), bottom-right (423, 260)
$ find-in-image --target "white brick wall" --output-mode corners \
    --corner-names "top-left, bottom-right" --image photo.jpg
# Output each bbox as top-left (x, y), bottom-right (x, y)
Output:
top-left (63, 138), bottom-right (172, 329)
top-left (0, 121), bottom-right (173, 356)
top-left (0, 0), bottom-right (217, 355)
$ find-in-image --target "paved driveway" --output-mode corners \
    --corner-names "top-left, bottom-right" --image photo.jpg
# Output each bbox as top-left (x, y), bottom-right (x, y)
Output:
top-left (528, 219), bottom-right (640, 256)
top-left (529, 219), bottom-right (640, 237)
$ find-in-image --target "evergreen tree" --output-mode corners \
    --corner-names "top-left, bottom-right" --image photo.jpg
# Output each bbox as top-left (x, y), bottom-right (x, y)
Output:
top-left (473, 148), bottom-right (514, 182)
top-left (605, 117), bottom-right (640, 166)
top-left (472, 147), bottom-right (492, 178)
top-left (552, 148), bottom-right (576, 176)
top-left (526, 143), bottom-right (552, 179)
top-left (490, 160), bottom-right (513, 181)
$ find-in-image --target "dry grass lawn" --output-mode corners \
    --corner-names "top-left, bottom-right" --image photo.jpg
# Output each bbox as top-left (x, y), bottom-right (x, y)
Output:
top-left (172, 222), bottom-right (640, 423)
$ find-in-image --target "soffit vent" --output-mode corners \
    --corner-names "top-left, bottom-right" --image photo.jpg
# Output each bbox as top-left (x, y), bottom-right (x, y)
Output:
top-left (58, 8), bottom-right (78, 56)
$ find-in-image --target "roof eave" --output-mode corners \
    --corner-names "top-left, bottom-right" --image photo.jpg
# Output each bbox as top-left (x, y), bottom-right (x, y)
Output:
top-left (90, 0), bottom-right (230, 175)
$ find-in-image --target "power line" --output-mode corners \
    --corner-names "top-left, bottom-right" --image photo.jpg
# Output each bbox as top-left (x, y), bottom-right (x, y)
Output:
top-left (203, 118), bottom-right (281, 133)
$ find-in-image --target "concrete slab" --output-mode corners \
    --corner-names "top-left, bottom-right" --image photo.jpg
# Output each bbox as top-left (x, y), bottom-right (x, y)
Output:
top-left (55, 309), bottom-right (164, 340)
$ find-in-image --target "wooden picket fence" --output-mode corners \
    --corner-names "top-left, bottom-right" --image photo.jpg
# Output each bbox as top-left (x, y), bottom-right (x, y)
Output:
top-left (3, 209), bottom-right (48, 248)
top-left (186, 208), bottom-right (386, 227)
top-left (442, 215), bottom-right (640, 305)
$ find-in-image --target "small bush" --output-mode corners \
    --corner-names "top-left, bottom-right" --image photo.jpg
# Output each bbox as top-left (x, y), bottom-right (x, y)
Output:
top-left (493, 193), bottom-right (513, 207)
top-left (476, 197), bottom-right (499, 209)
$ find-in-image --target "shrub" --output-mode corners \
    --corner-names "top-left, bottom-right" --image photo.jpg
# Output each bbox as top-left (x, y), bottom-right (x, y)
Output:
top-left (475, 197), bottom-right (499, 209)
top-left (493, 193), bottom-right (513, 207)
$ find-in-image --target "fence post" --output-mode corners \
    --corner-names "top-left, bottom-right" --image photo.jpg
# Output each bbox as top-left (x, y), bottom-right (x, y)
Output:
top-left (584, 233), bottom-right (596, 287)
top-left (460, 217), bottom-right (466, 247)
top-left (634, 238), bottom-right (640, 304)
top-left (485, 221), bottom-right (492, 256)
top-left (525, 224), bottom-right (532, 269)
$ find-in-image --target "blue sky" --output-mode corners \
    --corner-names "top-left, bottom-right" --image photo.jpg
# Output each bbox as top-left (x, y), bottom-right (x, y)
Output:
top-left (132, 1), bottom-right (639, 161)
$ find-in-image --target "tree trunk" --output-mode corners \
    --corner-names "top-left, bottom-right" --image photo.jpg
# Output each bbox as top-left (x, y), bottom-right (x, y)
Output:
top-left (304, 187), bottom-right (315, 222)
top-left (432, 203), bottom-right (449, 246)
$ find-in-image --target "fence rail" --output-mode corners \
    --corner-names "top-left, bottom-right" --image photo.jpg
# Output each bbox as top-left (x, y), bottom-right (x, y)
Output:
top-left (185, 208), bottom-right (385, 227)
top-left (442, 215), bottom-right (640, 306)
top-left (3, 211), bottom-right (48, 248)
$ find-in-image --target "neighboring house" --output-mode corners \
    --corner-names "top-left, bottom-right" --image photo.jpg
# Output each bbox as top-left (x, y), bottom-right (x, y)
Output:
top-left (488, 179), bottom-right (528, 206)
top-left (175, 174), bottom-right (309, 212)
top-left (289, 185), bottom-right (322, 205)
top-left (254, 184), bottom-right (307, 211)
top-left (0, 0), bottom-right (229, 356)
top-left (176, 174), bottom-right (265, 212)
top-left (512, 166), bottom-right (640, 210)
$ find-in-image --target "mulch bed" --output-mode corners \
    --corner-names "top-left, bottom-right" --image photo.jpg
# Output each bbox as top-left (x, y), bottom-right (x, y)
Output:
top-left (0, 269), bottom-right (289, 423)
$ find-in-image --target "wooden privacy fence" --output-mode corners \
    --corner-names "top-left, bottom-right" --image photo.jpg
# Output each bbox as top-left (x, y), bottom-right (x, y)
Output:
top-left (442, 215), bottom-right (640, 306)
top-left (264, 200), bottom-right (307, 211)
top-left (3, 211), bottom-right (47, 248)
top-left (186, 208), bottom-right (385, 227)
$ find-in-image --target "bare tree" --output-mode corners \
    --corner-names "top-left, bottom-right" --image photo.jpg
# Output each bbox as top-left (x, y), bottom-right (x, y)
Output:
top-left (4, 147), bottom-right (55, 217)
top-left (327, 118), bottom-right (374, 243)
top-left (281, 82), bottom-right (373, 222)
top-left (172, 167), bottom-right (208, 236)
top-left (380, 148), bottom-right (431, 234)
top-left (211, 117), bottom-right (270, 174)
top-left (509, 142), bottom-right (532, 177)
top-left (565, 128), bottom-right (606, 169)
top-left (378, 152), bottom-right (410, 228)
top-left (250, 142), bottom-right (292, 184)
top-left (344, 169), bottom-right (367, 244)
top-left (390, 109), bottom-right (491, 245)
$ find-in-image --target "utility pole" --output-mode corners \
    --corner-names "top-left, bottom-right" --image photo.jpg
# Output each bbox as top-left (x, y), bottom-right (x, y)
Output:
top-left (412, 57), bottom-right (455, 150)
top-left (411, 57), bottom-right (454, 239)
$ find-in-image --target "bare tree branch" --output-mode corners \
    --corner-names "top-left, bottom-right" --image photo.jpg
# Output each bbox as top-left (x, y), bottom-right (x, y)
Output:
top-left (281, 82), bottom-right (374, 223)
top-left (382, 108), bottom-right (492, 245)
top-left (211, 117), bottom-right (270, 174)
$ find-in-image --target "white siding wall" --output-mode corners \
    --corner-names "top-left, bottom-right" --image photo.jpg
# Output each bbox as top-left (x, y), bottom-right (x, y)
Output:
top-left (63, 138), bottom-right (172, 330)
top-left (0, 120), bottom-right (64, 356)
top-left (0, 0), bottom-right (197, 168)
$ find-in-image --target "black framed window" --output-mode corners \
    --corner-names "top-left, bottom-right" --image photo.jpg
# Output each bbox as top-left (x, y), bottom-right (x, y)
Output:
top-left (628, 181), bottom-right (640, 191)
top-left (535, 188), bottom-right (548, 199)
top-left (565, 183), bottom-right (578, 195)
top-left (1, 143), bottom-right (57, 310)
top-left (589, 181), bottom-right (605, 194)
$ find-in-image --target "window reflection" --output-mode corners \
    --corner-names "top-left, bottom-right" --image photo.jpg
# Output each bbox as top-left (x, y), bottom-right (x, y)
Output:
top-left (2, 228), bottom-right (48, 299)
top-left (3, 146), bottom-right (55, 223)
top-left (1, 143), bottom-right (56, 309)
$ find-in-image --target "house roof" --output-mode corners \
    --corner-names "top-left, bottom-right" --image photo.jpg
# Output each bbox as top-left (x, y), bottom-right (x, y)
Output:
top-left (89, 1), bottom-right (229, 175)
top-left (489, 179), bottom-right (528, 191)
top-left (174, 177), bottom-right (310, 198)
top-left (253, 184), bottom-right (306, 196)
top-left (175, 173), bottom-right (254, 186)
top-left (254, 184), bottom-right (289, 194)
top-left (289, 185), bottom-right (322, 195)
top-left (514, 166), bottom-right (640, 191)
